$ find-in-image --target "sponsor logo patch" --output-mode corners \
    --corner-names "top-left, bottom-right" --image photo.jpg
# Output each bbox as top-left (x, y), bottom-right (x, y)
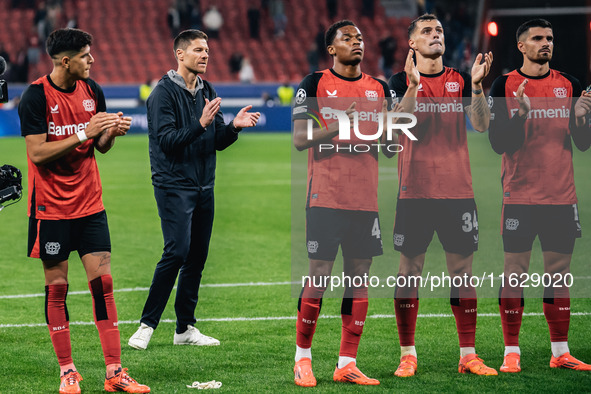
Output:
top-left (505, 218), bottom-right (519, 231)
top-left (307, 240), bottom-right (319, 253)
top-left (82, 99), bottom-right (95, 112)
top-left (45, 242), bottom-right (61, 255)
top-left (445, 82), bottom-right (460, 92)
top-left (365, 90), bottom-right (378, 101)
top-left (553, 87), bottom-right (567, 98)
top-left (295, 88), bottom-right (307, 105)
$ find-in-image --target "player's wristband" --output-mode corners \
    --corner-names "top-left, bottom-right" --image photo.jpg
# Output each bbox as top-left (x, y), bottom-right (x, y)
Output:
top-left (76, 129), bottom-right (88, 143)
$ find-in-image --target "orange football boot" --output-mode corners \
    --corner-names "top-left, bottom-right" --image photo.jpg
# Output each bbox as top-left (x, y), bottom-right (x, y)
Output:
top-left (500, 352), bottom-right (521, 373)
top-left (294, 357), bottom-right (317, 387)
top-left (395, 355), bottom-right (418, 377)
top-left (333, 362), bottom-right (380, 385)
top-left (458, 354), bottom-right (498, 376)
top-left (550, 353), bottom-right (591, 371)
top-left (104, 368), bottom-right (150, 393)
top-left (59, 370), bottom-right (82, 394)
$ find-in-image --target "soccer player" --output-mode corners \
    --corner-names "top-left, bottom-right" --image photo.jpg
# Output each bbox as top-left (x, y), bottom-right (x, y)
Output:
top-left (128, 30), bottom-right (260, 350)
top-left (292, 20), bottom-right (394, 387)
top-left (388, 14), bottom-right (496, 376)
top-left (489, 18), bottom-right (591, 373)
top-left (18, 28), bottom-right (149, 394)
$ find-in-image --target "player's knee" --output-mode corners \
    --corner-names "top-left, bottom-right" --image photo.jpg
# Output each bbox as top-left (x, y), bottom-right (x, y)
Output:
top-left (308, 259), bottom-right (334, 277)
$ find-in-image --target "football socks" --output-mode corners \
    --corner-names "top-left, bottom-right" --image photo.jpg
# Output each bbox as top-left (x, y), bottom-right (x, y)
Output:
top-left (46, 284), bottom-right (73, 366)
top-left (339, 286), bottom-right (368, 358)
top-left (89, 275), bottom-right (121, 366)
top-left (296, 284), bottom-right (326, 349)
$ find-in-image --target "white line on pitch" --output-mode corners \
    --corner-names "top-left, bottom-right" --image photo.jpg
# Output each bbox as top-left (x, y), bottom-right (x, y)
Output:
top-left (2, 312), bottom-right (590, 329)
top-left (0, 281), bottom-right (299, 300)
top-left (4, 277), bottom-right (591, 299)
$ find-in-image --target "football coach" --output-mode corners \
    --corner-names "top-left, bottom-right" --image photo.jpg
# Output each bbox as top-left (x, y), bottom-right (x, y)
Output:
top-left (128, 29), bottom-right (260, 350)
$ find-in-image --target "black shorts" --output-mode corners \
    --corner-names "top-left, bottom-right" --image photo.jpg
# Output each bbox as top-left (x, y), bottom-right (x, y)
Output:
top-left (28, 210), bottom-right (111, 260)
top-left (393, 199), bottom-right (479, 257)
top-left (306, 207), bottom-right (383, 260)
top-left (502, 204), bottom-right (581, 254)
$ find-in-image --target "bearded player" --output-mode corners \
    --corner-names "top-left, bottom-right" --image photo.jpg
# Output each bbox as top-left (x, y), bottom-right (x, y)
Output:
top-left (388, 14), bottom-right (496, 377)
top-left (489, 18), bottom-right (591, 373)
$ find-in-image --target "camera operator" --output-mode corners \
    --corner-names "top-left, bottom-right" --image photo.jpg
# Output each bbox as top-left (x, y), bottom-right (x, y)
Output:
top-left (0, 164), bottom-right (22, 211)
top-left (0, 55), bottom-right (8, 103)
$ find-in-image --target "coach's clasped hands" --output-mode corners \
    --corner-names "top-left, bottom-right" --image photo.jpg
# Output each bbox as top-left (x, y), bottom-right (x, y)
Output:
top-left (200, 97), bottom-right (261, 131)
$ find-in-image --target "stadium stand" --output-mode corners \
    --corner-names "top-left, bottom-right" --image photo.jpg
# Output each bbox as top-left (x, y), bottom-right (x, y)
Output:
top-left (0, 0), bottom-right (410, 84)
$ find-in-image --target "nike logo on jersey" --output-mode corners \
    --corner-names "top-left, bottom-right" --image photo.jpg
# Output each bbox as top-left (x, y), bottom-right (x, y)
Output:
top-left (50, 104), bottom-right (59, 114)
top-left (326, 90), bottom-right (338, 97)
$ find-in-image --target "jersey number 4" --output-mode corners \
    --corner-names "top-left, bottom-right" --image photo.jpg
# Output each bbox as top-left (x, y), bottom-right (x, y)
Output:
top-left (372, 218), bottom-right (381, 239)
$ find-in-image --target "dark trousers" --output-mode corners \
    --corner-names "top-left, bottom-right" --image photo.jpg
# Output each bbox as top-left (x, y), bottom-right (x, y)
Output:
top-left (141, 186), bottom-right (214, 333)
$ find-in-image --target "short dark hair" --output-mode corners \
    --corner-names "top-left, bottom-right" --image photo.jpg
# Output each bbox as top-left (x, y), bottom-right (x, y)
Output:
top-left (325, 20), bottom-right (356, 49)
top-left (408, 13), bottom-right (438, 39)
top-left (174, 29), bottom-right (208, 53)
top-left (516, 19), bottom-right (552, 42)
top-left (46, 28), bottom-right (93, 58)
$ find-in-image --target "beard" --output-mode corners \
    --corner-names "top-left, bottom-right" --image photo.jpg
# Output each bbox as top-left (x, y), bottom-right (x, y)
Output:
top-left (532, 52), bottom-right (551, 65)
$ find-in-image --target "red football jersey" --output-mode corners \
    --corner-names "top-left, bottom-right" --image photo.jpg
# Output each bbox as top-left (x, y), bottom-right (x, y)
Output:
top-left (489, 69), bottom-right (579, 205)
top-left (20, 76), bottom-right (104, 220)
top-left (293, 69), bottom-right (390, 211)
top-left (388, 68), bottom-right (474, 199)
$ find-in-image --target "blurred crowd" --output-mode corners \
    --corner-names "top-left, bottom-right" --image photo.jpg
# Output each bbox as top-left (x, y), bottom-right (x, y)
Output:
top-left (1, 0), bottom-right (477, 86)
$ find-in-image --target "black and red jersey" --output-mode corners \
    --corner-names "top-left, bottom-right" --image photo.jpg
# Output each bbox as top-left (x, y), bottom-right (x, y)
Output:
top-left (388, 67), bottom-right (474, 199)
top-left (488, 69), bottom-right (591, 205)
top-left (293, 69), bottom-right (390, 212)
top-left (19, 75), bottom-right (107, 220)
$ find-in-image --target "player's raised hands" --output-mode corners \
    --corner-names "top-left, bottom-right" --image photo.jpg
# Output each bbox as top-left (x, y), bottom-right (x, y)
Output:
top-left (86, 112), bottom-right (121, 139)
top-left (574, 90), bottom-right (591, 119)
top-left (514, 79), bottom-right (531, 117)
top-left (405, 49), bottom-right (420, 88)
top-left (232, 105), bottom-right (261, 129)
top-left (200, 97), bottom-right (222, 128)
top-left (108, 112), bottom-right (132, 137)
top-left (471, 51), bottom-right (493, 85)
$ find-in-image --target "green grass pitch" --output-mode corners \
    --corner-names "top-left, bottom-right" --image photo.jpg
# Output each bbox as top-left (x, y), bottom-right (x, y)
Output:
top-left (1, 132), bottom-right (590, 392)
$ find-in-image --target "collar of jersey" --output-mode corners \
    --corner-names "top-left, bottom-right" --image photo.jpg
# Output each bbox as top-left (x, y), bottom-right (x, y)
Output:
top-left (329, 68), bottom-right (363, 81)
top-left (516, 68), bottom-right (551, 80)
top-left (418, 67), bottom-right (446, 78)
top-left (47, 75), bottom-right (77, 93)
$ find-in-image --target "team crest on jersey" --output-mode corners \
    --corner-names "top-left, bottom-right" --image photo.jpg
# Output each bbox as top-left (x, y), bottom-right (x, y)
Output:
top-left (365, 90), bottom-right (378, 101)
top-left (82, 99), bottom-right (95, 112)
top-left (445, 82), bottom-right (460, 93)
top-left (45, 242), bottom-right (61, 255)
top-left (505, 218), bottom-right (519, 231)
top-left (393, 233), bottom-right (405, 247)
top-left (553, 87), bottom-right (567, 98)
top-left (326, 90), bottom-right (338, 98)
top-left (307, 240), bottom-right (318, 253)
top-left (295, 88), bottom-right (306, 105)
